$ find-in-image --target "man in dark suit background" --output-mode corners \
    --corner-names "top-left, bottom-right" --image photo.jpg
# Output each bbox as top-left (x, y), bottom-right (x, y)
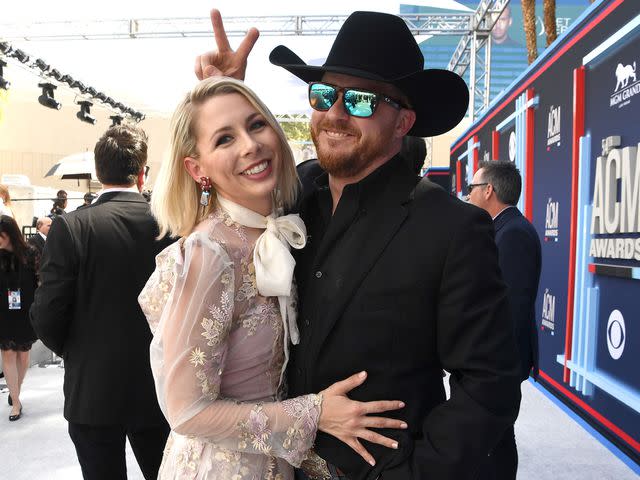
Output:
top-left (30, 125), bottom-right (171, 480)
top-left (27, 216), bottom-right (51, 256)
top-left (468, 160), bottom-right (542, 480)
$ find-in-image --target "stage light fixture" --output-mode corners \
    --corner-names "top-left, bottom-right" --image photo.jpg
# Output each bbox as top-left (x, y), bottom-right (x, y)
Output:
top-left (0, 42), bottom-right (12, 55)
top-left (59, 74), bottom-right (74, 85)
top-left (0, 60), bottom-right (10, 91)
top-left (35, 58), bottom-right (50, 72)
top-left (70, 80), bottom-right (87, 93)
top-left (38, 83), bottom-right (62, 110)
top-left (86, 87), bottom-right (97, 96)
top-left (49, 69), bottom-right (63, 81)
top-left (76, 101), bottom-right (96, 125)
top-left (110, 115), bottom-right (123, 126)
top-left (11, 49), bottom-right (29, 63)
top-left (95, 92), bottom-right (107, 102)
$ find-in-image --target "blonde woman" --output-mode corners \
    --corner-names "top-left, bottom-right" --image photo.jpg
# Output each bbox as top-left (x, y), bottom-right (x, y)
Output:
top-left (138, 77), bottom-right (406, 480)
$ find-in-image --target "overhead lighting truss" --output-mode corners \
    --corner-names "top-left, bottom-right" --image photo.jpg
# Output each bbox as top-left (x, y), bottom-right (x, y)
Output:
top-left (0, 39), bottom-right (145, 123)
top-left (0, 14), bottom-right (474, 41)
top-left (1, 5), bottom-right (511, 123)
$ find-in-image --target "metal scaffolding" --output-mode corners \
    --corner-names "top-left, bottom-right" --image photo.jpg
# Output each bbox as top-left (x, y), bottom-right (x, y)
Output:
top-left (1, 14), bottom-right (474, 41)
top-left (447, 0), bottom-right (510, 121)
top-left (1, 4), bottom-right (512, 163)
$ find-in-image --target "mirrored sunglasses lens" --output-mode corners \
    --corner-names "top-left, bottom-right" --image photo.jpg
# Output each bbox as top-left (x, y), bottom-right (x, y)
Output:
top-left (344, 89), bottom-right (376, 117)
top-left (309, 84), bottom-right (336, 111)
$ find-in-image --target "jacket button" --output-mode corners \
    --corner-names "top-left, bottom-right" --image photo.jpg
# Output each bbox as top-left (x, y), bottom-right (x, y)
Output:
top-left (296, 368), bottom-right (303, 376)
top-left (304, 318), bottom-right (310, 326)
top-left (315, 271), bottom-right (323, 278)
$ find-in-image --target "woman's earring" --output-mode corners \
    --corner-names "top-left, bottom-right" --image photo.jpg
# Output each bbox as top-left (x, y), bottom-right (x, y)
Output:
top-left (199, 177), bottom-right (212, 206)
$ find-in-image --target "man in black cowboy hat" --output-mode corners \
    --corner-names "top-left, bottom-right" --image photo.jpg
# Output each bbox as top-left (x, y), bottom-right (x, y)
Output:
top-left (196, 10), bottom-right (521, 480)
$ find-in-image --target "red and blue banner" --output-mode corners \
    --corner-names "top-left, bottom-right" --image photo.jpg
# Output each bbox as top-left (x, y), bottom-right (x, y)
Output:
top-left (450, 0), bottom-right (640, 465)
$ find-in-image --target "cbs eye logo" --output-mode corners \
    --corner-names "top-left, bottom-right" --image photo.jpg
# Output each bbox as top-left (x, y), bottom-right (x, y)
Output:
top-left (606, 310), bottom-right (625, 360)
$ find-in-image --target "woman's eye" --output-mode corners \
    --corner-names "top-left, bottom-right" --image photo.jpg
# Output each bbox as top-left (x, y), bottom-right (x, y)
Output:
top-left (215, 134), bottom-right (233, 147)
top-left (250, 119), bottom-right (267, 131)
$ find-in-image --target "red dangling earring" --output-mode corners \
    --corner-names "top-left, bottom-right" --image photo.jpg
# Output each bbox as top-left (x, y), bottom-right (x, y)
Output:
top-left (199, 177), bottom-right (212, 206)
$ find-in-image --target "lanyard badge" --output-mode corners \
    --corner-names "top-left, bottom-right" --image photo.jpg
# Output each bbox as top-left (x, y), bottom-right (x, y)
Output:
top-left (7, 289), bottom-right (21, 310)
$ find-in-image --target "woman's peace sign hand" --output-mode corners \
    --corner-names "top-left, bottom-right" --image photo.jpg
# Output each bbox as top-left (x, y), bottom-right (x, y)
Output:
top-left (195, 9), bottom-right (259, 81)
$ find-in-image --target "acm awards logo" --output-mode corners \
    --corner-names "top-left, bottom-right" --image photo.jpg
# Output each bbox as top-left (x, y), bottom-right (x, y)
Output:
top-left (546, 105), bottom-right (561, 150)
top-left (541, 288), bottom-right (556, 335)
top-left (610, 59), bottom-right (639, 110)
top-left (545, 198), bottom-right (559, 242)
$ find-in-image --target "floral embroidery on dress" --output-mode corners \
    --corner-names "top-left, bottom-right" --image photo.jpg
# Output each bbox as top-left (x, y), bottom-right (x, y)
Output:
top-left (281, 394), bottom-right (323, 452)
top-left (300, 450), bottom-right (332, 480)
top-left (237, 404), bottom-right (273, 455)
top-left (141, 208), bottom-right (320, 480)
top-left (241, 300), bottom-right (280, 336)
top-left (236, 259), bottom-right (258, 302)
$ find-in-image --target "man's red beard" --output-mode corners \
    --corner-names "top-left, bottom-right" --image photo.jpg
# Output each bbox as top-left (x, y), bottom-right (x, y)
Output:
top-left (311, 118), bottom-right (390, 179)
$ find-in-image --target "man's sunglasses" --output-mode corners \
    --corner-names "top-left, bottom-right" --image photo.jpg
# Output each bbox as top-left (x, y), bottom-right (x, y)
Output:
top-left (467, 182), bottom-right (489, 193)
top-left (308, 82), bottom-right (406, 118)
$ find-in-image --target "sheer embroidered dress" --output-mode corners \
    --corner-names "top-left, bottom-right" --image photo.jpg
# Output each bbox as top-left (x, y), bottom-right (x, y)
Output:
top-left (139, 204), bottom-right (322, 480)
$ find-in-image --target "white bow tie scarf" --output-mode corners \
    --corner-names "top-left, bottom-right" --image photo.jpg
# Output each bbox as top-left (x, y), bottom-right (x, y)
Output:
top-left (216, 196), bottom-right (306, 378)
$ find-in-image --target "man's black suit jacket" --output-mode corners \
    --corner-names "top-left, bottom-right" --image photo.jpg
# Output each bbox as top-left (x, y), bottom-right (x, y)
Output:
top-left (30, 191), bottom-right (171, 428)
top-left (27, 233), bottom-right (45, 256)
top-left (493, 207), bottom-right (542, 381)
top-left (291, 157), bottom-right (522, 480)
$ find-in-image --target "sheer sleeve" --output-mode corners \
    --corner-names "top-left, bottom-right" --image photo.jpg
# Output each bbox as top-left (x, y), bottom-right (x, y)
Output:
top-left (142, 231), bottom-right (322, 467)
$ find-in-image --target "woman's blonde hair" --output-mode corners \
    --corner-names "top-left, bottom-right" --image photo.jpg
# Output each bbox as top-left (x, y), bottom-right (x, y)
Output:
top-left (152, 77), bottom-right (299, 238)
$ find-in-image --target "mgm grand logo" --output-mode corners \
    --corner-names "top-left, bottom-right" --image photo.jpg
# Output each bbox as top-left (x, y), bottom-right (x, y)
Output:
top-left (610, 60), bottom-right (639, 109)
top-left (590, 136), bottom-right (640, 260)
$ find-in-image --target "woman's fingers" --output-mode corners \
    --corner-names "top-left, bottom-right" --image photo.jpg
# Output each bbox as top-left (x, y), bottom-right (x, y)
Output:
top-left (210, 9), bottom-right (231, 52)
top-left (362, 400), bottom-right (405, 415)
top-left (325, 371), bottom-right (367, 395)
top-left (236, 27), bottom-right (260, 62)
top-left (347, 438), bottom-right (376, 466)
top-left (361, 416), bottom-right (408, 430)
top-left (195, 55), bottom-right (204, 80)
top-left (357, 429), bottom-right (400, 450)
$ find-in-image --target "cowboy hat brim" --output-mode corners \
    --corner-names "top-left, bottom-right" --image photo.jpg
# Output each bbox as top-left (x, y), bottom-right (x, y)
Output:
top-left (270, 45), bottom-right (469, 137)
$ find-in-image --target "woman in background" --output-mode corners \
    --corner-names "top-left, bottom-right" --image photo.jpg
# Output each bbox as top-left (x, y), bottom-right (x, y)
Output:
top-left (0, 215), bottom-right (38, 421)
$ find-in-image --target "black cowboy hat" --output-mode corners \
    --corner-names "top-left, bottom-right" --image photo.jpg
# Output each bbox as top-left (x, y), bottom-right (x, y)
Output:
top-left (269, 11), bottom-right (469, 137)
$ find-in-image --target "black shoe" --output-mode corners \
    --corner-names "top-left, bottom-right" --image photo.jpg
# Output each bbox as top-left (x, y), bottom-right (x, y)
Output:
top-left (8, 394), bottom-right (12, 406)
top-left (9, 406), bottom-right (22, 421)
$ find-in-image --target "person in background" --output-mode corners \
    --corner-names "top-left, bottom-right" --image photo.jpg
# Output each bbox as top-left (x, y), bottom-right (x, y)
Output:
top-left (491, 5), bottom-right (521, 47)
top-left (0, 185), bottom-right (15, 218)
top-left (400, 136), bottom-right (427, 175)
top-left (76, 192), bottom-right (96, 210)
top-left (30, 125), bottom-right (172, 480)
top-left (27, 217), bottom-right (52, 258)
top-left (467, 160), bottom-right (542, 480)
top-left (0, 215), bottom-right (39, 421)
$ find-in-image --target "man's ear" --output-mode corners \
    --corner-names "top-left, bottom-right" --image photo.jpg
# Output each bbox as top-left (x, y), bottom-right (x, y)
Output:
top-left (136, 170), bottom-right (145, 192)
top-left (485, 183), bottom-right (495, 200)
top-left (183, 157), bottom-right (202, 182)
top-left (396, 109), bottom-right (417, 138)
